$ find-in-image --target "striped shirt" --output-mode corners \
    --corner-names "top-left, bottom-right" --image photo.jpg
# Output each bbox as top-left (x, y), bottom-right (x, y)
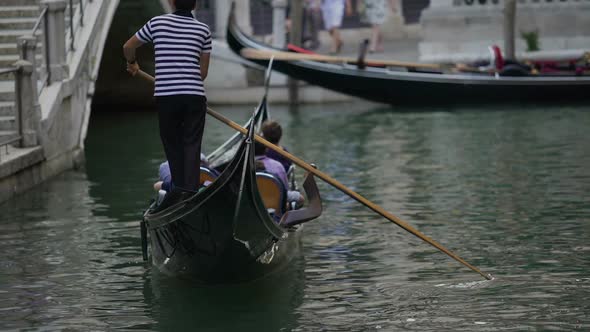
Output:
top-left (135, 11), bottom-right (212, 97)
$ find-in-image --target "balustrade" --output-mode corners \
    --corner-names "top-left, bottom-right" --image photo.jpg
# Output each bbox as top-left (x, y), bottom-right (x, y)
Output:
top-left (1, 0), bottom-right (96, 152)
top-left (65, 0), bottom-right (92, 52)
top-left (0, 60), bottom-right (36, 152)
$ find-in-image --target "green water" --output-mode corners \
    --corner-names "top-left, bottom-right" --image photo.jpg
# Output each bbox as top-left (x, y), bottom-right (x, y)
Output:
top-left (1, 102), bottom-right (589, 331)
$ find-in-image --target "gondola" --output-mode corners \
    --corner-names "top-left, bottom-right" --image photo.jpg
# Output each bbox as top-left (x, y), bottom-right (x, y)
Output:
top-left (226, 6), bottom-right (590, 106)
top-left (141, 65), bottom-right (323, 283)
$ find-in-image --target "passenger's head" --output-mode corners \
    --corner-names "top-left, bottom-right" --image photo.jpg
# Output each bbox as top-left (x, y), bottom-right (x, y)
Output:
top-left (261, 120), bottom-right (283, 145)
top-left (254, 141), bottom-right (267, 156)
top-left (255, 160), bottom-right (266, 172)
top-left (170, 0), bottom-right (196, 11)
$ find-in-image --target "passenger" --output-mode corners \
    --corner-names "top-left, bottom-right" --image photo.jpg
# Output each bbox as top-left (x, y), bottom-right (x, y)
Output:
top-left (154, 153), bottom-right (211, 192)
top-left (261, 120), bottom-right (292, 172)
top-left (254, 141), bottom-right (304, 208)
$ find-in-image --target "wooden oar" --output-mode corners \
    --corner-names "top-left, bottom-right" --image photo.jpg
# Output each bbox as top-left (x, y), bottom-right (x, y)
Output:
top-left (134, 69), bottom-right (493, 281)
top-left (240, 47), bottom-right (442, 70)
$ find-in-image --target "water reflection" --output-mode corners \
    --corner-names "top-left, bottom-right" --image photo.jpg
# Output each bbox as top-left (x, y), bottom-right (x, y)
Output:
top-left (1, 102), bottom-right (589, 331)
top-left (145, 254), bottom-right (305, 331)
top-left (0, 172), bottom-right (151, 330)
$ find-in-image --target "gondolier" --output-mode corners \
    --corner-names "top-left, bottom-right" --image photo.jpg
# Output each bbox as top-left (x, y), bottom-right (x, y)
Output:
top-left (123, 0), bottom-right (212, 207)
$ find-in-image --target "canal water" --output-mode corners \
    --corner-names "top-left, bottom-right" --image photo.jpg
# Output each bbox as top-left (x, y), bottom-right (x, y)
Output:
top-left (1, 102), bottom-right (589, 331)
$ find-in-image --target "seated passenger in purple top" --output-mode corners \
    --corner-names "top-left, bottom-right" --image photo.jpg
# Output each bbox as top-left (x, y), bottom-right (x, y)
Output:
top-left (254, 141), bottom-right (304, 207)
top-left (254, 141), bottom-right (288, 189)
top-left (262, 120), bottom-right (293, 172)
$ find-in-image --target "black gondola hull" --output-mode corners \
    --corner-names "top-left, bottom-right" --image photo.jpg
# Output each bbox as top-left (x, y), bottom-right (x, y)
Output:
top-left (142, 100), bottom-right (322, 283)
top-left (144, 130), bottom-right (289, 282)
top-left (226, 11), bottom-right (590, 106)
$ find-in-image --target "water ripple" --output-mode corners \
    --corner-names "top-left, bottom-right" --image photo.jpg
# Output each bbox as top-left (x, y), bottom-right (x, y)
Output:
top-left (1, 105), bottom-right (589, 331)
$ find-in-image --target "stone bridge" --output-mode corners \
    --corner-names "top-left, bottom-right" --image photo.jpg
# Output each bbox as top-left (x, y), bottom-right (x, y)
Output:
top-left (0, 0), bottom-right (280, 204)
top-left (0, 0), bottom-right (119, 203)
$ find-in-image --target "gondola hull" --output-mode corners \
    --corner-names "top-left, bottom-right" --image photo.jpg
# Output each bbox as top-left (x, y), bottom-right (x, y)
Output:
top-left (144, 139), bottom-right (295, 282)
top-left (142, 100), bottom-right (322, 283)
top-left (226, 10), bottom-right (590, 106)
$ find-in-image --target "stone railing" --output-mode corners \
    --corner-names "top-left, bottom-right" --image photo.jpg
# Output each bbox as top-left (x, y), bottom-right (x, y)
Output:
top-left (65, 0), bottom-right (93, 52)
top-left (4, 0), bottom-right (94, 152)
top-left (0, 63), bottom-right (37, 152)
top-left (17, 0), bottom-right (94, 89)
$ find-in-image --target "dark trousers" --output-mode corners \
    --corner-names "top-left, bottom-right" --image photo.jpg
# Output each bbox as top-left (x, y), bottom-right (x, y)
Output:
top-left (156, 95), bottom-right (207, 191)
top-left (303, 8), bottom-right (321, 49)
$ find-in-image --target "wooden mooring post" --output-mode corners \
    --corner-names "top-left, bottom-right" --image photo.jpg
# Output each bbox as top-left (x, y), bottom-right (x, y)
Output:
top-left (288, 0), bottom-right (303, 105)
top-left (504, 0), bottom-right (517, 61)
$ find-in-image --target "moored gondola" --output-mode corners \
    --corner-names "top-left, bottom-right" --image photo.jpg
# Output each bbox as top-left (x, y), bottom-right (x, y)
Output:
top-left (226, 5), bottom-right (590, 106)
top-left (141, 68), bottom-right (323, 283)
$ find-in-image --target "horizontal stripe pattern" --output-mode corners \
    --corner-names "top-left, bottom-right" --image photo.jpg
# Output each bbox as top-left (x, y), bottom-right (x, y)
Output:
top-left (136, 13), bottom-right (212, 97)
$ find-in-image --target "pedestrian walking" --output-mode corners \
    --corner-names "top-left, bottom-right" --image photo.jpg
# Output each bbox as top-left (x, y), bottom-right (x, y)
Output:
top-left (303, 0), bottom-right (322, 50)
top-left (359, 0), bottom-right (398, 53)
top-left (123, 0), bottom-right (212, 209)
top-left (321, 0), bottom-right (353, 54)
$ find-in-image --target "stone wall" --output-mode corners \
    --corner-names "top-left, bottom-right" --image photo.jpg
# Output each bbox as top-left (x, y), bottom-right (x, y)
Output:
top-left (419, 0), bottom-right (590, 63)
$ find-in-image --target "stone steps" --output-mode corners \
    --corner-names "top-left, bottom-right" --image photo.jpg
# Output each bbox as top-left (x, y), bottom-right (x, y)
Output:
top-left (0, 130), bottom-right (18, 147)
top-left (0, 17), bottom-right (37, 30)
top-left (0, 29), bottom-right (37, 44)
top-left (1, 0), bottom-right (39, 6)
top-left (0, 81), bottom-right (14, 102)
top-left (0, 70), bottom-right (45, 83)
top-left (0, 115), bottom-right (15, 131)
top-left (0, 54), bottom-right (43, 68)
top-left (0, 71), bottom-right (15, 82)
top-left (0, 42), bottom-right (42, 55)
top-left (0, 6), bottom-right (39, 19)
top-left (0, 101), bottom-right (14, 116)
top-left (0, 80), bottom-right (42, 102)
top-left (0, 2), bottom-right (44, 87)
top-left (0, 54), bottom-right (19, 68)
top-left (0, 43), bottom-right (17, 55)
top-left (0, 67), bottom-right (16, 82)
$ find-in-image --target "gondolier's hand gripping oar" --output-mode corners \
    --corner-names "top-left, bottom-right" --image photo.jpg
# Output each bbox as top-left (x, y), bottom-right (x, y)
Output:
top-left (134, 70), bottom-right (494, 281)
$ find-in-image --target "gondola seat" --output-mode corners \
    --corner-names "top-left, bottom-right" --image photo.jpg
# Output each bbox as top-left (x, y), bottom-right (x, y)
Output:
top-left (256, 172), bottom-right (286, 218)
top-left (200, 167), bottom-right (217, 186)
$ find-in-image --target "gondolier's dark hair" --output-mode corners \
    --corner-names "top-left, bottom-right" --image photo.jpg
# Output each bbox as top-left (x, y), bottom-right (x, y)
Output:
top-left (174, 0), bottom-right (197, 10)
top-left (261, 121), bottom-right (283, 145)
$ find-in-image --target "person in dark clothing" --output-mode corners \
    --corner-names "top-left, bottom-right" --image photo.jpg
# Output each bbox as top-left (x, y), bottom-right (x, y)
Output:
top-left (123, 0), bottom-right (212, 209)
top-left (261, 120), bottom-right (292, 172)
top-left (286, 0), bottom-right (322, 50)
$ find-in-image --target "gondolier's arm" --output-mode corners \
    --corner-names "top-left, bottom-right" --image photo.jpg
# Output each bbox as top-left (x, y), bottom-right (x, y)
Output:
top-left (123, 35), bottom-right (144, 76)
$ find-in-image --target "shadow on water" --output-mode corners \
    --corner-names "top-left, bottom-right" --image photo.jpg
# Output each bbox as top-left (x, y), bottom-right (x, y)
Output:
top-left (143, 253), bottom-right (306, 331)
top-left (85, 111), bottom-right (163, 221)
